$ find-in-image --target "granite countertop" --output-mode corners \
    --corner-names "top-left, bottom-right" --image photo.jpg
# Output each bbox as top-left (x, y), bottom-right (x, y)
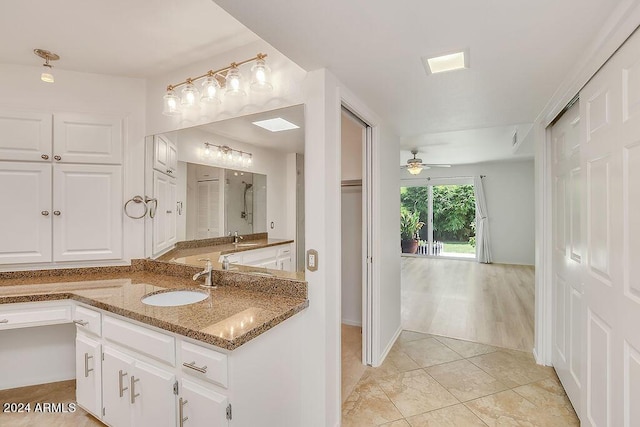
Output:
top-left (0, 262), bottom-right (308, 351)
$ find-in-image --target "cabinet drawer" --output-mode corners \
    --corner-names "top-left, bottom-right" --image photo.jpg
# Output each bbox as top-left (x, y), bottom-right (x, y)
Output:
top-left (73, 306), bottom-right (101, 336)
top-left (0, 302), bottom-right (71, 329)
top-left (180, 341), bottom-right (228, 388)
top-left (103, 316), bottom-right (175, 366)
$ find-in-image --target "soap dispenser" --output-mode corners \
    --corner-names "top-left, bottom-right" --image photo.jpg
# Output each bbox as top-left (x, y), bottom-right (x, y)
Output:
top-left (222, 256), bottom-right (230, 270)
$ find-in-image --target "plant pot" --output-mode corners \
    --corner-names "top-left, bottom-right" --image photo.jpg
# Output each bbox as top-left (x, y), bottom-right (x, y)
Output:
top-left (401, 239), bottom-right (418, 254)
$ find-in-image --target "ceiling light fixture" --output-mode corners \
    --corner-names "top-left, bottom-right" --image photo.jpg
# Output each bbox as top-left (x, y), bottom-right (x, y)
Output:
top-left (202, 142), bottom-right (252, 167)
top-left (34, 49), bottom-right (60, 83)
top-left (252, 117), bottom-right (300, 132)
top-left (422, 50), bottom-right (469, 74)
top-left (163, 53), bottom-right (272, 116)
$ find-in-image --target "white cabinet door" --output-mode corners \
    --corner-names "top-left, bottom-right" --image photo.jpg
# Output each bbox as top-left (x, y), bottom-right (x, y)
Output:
top-left (181, 379), bottom-right (228, 427)
top-left (0, 110), bottom-right (52, 162)
top-left (53, 164), bottom-right (122, 261)
top-left (153, 171), bottom-right (177, 254)
top-left (103, 347), bottom-right (134, 427)
top-left (153, 135), bottom-right (177, 177)
top-left (131, 360), bottom-right (176, 427)
top-left (53, 113), bottom-right (123, 164)
top-left (0, 162), bottom-right (52, 264)
top-left (76, 333), bottom-right (102, 418)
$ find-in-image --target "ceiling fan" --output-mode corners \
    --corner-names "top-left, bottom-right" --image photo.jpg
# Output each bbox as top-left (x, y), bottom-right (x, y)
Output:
top-left (401, 150), bottom-right (451, 175)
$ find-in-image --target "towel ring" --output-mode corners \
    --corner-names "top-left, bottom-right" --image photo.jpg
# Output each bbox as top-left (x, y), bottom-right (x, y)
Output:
top-left (124, 196), bottom-right (148, 219)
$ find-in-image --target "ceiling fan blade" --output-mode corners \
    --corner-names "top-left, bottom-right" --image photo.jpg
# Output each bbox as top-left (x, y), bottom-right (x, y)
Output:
top-left (421, 164), bottom-right (451, 168)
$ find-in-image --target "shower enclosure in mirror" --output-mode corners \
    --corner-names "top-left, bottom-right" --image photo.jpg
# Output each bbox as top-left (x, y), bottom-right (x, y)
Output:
top-left (145, 105), bottom-right (305, 277)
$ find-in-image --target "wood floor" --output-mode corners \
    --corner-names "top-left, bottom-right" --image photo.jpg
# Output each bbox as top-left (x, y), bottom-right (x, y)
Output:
top-left (401, 257), bottom-right (535, 352)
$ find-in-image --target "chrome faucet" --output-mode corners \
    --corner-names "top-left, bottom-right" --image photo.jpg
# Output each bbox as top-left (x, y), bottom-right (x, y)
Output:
top-left (233, 231), bottom-right (244, 244)
top-left (193, 258), bottom-right (214, 287)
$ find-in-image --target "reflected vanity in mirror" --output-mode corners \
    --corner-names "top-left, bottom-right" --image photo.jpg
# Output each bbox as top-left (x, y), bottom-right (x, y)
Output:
top-left (146, 105), bottom-right (305, 280)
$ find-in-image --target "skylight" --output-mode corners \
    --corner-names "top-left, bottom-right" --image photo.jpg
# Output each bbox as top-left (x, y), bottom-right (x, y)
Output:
top-left (252, 117), bottom-right (300, 132)
top-left (423, 51), bottom-right (468, 74)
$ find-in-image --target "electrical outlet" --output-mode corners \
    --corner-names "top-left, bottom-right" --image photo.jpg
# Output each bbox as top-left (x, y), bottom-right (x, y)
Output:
top-left (306, 249), bottom-right (318, 271)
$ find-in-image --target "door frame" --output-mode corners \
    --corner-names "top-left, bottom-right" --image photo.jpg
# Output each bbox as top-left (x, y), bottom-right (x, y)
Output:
top-left (534, 5), bottom-right (640, 365)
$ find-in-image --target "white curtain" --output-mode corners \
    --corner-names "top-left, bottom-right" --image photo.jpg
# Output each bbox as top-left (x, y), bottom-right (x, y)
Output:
top-left (474, 175), bottom-right (492, 263)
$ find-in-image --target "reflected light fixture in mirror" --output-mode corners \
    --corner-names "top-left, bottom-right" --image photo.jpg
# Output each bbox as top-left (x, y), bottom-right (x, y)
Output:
top-left (162, 53), bottom-right (272, 116)
top-left (34, 49), bottom-right (59, 83)
top-left (203, 142), bottom-right (252, 167)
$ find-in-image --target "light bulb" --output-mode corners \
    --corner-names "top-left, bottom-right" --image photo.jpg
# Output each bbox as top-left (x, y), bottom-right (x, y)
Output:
top-left (201, 76), bottom-right (221, 104)
top-left (162, 90), bottom-right (181, 116)
top-left (225, 66), bottom-right (245, 97)
top-left (180, 83), bottom-right (200, 108)
top-left (250, 58), bottom-right (273, 92)
top-left (41, 64), bottom-right (54, 83)
top-left (204, 144), bottom-right (211, 157)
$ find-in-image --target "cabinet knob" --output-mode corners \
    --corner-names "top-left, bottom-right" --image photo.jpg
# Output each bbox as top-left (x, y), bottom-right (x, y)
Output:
top-left (53, 211), bottom-right (61, 216)
top-left (166, 210), bottom-right (172, 214)
top-left (41, 154), bottom-right (49, 160)
top-left (41, 210), bottom-right (50, 216)
top-left (166, 169), bottom-right (173, 174)
top-left (54, 155), bottom-right (62, 161)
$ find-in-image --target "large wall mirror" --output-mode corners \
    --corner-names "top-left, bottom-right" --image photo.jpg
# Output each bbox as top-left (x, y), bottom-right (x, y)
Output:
top-left (146, 105), bottom-right (305, 277)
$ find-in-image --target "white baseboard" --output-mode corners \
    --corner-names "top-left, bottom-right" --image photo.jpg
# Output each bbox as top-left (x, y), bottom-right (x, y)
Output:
top-left (341, 319), bottom-right (362, 327)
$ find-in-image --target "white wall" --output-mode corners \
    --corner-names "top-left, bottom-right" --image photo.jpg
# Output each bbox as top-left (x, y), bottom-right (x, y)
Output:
top-left (400, 158), bottom-right (535, 265)
top-left (0, 63), bottom-right (147, 265)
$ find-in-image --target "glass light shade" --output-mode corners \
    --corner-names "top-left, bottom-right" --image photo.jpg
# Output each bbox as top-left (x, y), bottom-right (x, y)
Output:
top-left (41, 72), bottom-right (54, 83)
top-left (203, 144), bottom-right (212, 157)
top-left (225, 66), bottom-right (245, 97)
top-left (407, 165), bottom-right (423, 175)
top-left (201, 77), bottom-right (221, 104)
top-left (250, 58), bottom-right (273, 92)
top-left (162, 90), bottom-right (181, 116)
top-left (180, 83), bottom-right (200, 108)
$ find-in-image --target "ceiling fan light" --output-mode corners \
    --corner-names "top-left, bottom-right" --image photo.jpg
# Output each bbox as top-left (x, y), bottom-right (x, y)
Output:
top-left (41, 68), bottom-right (54, 83)
top-left (407, 165), bottom-right (423, 175)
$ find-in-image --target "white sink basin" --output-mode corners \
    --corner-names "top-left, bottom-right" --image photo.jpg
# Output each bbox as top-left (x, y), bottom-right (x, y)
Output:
top-left (141, 290), bottom-right (208, 307)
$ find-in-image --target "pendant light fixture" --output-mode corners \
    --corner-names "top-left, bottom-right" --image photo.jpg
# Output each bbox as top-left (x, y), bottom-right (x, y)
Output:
top-left (34, 49), bottom-right (59, 83)
top-left (162, 53), bottom-right (273, 116)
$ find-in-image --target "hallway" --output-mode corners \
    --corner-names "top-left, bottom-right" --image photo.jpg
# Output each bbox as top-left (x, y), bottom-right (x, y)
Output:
top-left (401, 257), bottom-right (535, 351)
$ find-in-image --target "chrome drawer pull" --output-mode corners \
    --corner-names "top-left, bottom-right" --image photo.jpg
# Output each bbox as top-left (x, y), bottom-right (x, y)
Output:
top-left (54, 155), bottom-right (61, 161)
top-left (84, 353), bottom-right (94, 378)
top-left (53, 210), bottom-right (61, 216)
top-left (130, 376), bottom-right (140, 404)
top-left (118, 370), bottom-right (128, 398)
top-left (0, 319), bottom-right (8, 324)
top-left (73, 319), bottom-right (89, 326)
top-left (179, 398), bottom-right (189, 426)
top-left (182, 361), bottom-right (207, 374)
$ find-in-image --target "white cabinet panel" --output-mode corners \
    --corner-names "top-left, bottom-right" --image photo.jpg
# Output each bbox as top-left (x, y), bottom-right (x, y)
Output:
top-left (53, 113), bottom-right (122, 164)
top-left (153, 135), bottom-right (177, 177)
top-left (103, 347), bottom-right (134, 427)
top-left (587, 310), bottom-right (611, 427)
top-left (181, 379), bottom-right (228, 427)
top-left (624, 342), bottom-right (640, 427)
top-left (153, 171), bottom-right (177, 254)
top-left (53, 164), bottom-right (122, 261)
top-left (76, 333), bottom-right (101, 417)
top-left (131, 360), bottom-right (176, 427)
top-left (0, 162), bottom-right (52, 264)
top-left (0, 110), bottom-right (52, 162)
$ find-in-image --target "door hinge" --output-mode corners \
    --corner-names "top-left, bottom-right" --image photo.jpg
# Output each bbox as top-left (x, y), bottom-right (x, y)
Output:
top-left (102, 352), bottom-right (105, 361)
top-left (226, 403), bottom-right (232, 420)
top-left (102, 407), bottom-right (105, 416)
top-left (173, 381), bottom-right (179, 395)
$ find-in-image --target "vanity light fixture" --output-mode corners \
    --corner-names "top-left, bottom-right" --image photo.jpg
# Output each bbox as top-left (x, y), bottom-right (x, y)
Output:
top-left (252, 117), bottom-right (299, 132)
top-left (34, 49), bottom-right (60, 83)
top-left (203, 142), bottom-right (252, 167)
top-left (422, 50), bottom-right (469, 74)
top-left (163, 53), bottom-right (273, 116)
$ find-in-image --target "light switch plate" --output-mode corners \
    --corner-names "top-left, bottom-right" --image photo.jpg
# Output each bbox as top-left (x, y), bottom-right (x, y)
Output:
top-left (306, 249), bottom-right (318, 271)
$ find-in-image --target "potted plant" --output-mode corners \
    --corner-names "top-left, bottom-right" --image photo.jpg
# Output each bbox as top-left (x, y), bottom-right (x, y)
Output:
top-left (400, 208), bottom-right (424, 254)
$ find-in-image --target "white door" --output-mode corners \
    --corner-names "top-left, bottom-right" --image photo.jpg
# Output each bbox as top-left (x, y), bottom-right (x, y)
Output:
top-left (75, 333), bottom-right (101, 417)
top-left (0, 162), bottom-right (52, 264)
top-left (0, 110), bottom-right (52, 162)
top-left (53, 164), bottom-right (123, 261)
top-left (196, 180), bottom-right (220, 239)
top-left (153, 171), bottom-right (177, 254)
top-left (153, 134), bottom-right (177, 176)
top-left (578, 28), bottom-right (640, 427)
top-left (130, 360), bottom-right (175, 427)
top-left (53, 113), bottom-right (123, 164)
top-left (550, 101), bottom-right (583, 414)
top-left (180, 379), bottom-right (228, 427)
top-left (103, 347), bottom-right (134, 427)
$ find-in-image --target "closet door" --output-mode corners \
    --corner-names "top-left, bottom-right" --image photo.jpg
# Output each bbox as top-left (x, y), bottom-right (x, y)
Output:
top-left (0, 110), bottom-right (52, 162)
top-left (0, 162), bottom-right (52, 264)
top-left (53, 164), bottom-right (123, 261)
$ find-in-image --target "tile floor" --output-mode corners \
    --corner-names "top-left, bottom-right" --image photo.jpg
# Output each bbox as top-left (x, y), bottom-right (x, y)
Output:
top-left (342, 327), bottom-right (579, 427)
